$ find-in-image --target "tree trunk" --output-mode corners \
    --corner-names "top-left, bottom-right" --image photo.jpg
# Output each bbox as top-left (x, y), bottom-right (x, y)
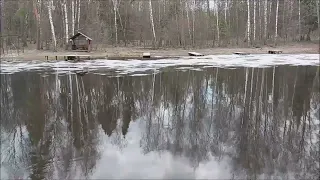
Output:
top-left (33, 0), bottom-right (41, 50)
top-left (186, 1), bottom-right (192, 44)
top-left (253, 0), bottom-right (256, 42)
top-left (268, 1), bottom-right (272, 39)
top-left (224, 0), bottom-right (227, 23)
top-left (206, 0), bottom-right (210, 46)
top-left (247, 0), bottom-right (251, 46)
top-left (192, 0), bottom-right (195, 46)
top-left (264, 0), bottom-right (267, 43)
top-left (0, 0), bottom-right (3, 54)
top-left (275, 0), bottom-right (279, 45)
top-left (317, 0), bottom-right (320, 31)
top-left (215, 0), bottom-right (220, 46)
top-left (298, 0), bottom-right (301, 41)
top-left (149, 0), bottom-right (156, 47)
top-left (47, 0), bottom-right (56, 51)
top-left (63, 0), bottom-right (69, 44)
top-left (289, 0), bottom-right (293, 40)
top-left (112, 0), bottom-right (118, 45)
top-left (71, 0), bottom-right (75, 35)
top-left (282, 0), bottom-right (286, 42)
top-left (77, 0), bottom-right (80, 30)
top-left (259, 0), bottom-right (262, 41)
top-left (236, 0), bottom-right (239, 45)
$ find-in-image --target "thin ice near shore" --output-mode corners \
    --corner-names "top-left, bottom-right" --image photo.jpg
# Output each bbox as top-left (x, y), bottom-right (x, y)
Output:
top-left (0, 54), bottom-right (319, 74)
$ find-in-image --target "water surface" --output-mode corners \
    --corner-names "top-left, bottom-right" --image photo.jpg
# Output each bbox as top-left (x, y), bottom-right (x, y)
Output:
top-left (1, 55), bottom-right (319, 179)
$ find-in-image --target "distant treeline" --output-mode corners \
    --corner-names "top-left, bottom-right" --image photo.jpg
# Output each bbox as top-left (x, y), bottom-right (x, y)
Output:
top-left (0, 0), bottom-right (319, 51)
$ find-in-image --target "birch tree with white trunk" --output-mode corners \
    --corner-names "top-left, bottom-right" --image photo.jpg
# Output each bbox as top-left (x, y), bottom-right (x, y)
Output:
top-left (275, 0), bottom-right (279, 44)
top-left (264, 0), bottom-right (267, 43)
top-left (186, 1), bottom-right (192, 42)
top-left (298, 0), bottom-right (301, 40)
top-left (259, 0), bottom-right (262, 40)
top-left (215, 0), bottom-right (220, 46)
top-left (253, 0), bottom-right (256, 42)
top-left (149, 0), bottom-right (156, 46)
top-left (71, 0), bottom-right (75, 35)
top-left (246, 0), bottom-right (251, 45)
top-left (112, 0), bottom-right (118, 45)
top-left (47, 0), bottom-right (56, 51)
top-left (192, 0), bottom-right (196, 46)
top-left (77, 0), bottom-right (80, 30)
top-left (62, 0), bottom-right (69, 44)
top-left (224, 0), bottom-right (227, 23)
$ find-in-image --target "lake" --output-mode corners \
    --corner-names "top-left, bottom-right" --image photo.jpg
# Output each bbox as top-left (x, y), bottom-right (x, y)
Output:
top-left (1, 54), bottom-right (319, 179)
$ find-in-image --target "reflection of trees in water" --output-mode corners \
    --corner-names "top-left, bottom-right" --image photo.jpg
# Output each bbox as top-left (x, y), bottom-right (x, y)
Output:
top-left (0, 66), bottom-right (319, 179)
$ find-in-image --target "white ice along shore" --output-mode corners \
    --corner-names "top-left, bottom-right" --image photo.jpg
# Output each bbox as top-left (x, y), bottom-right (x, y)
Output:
top-left (0, 54), bottom-right (319, 75)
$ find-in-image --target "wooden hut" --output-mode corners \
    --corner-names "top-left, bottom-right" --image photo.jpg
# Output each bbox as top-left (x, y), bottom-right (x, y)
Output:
top-left (68, 32), bottom-right (92, 52)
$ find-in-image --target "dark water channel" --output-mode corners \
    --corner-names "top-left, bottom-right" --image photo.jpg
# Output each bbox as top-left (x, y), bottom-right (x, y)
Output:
top-left (1, 65), bottom-right (319, 179)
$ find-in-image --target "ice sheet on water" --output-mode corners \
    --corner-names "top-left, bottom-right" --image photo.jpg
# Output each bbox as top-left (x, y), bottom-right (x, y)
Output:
top-left (0, 54), bottom-right (319, 74)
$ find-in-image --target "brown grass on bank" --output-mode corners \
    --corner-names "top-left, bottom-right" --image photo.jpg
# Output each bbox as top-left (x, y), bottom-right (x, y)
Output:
top-left (1, 42), bottom-right (319, 61)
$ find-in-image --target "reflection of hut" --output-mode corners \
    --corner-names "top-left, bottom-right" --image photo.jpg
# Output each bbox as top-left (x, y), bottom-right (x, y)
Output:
top-left (68, 32), bottom-right (92, 52)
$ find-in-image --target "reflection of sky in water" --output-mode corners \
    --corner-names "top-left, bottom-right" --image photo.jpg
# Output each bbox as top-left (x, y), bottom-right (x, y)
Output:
top-left (0, 119), bottom-right (233, 179)
top-left (92, 120), bottom-right (232, 179)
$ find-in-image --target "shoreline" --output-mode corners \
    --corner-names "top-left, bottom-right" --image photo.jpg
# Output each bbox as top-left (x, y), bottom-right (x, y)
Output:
top-left (1, 43), bottom-right (319, 61)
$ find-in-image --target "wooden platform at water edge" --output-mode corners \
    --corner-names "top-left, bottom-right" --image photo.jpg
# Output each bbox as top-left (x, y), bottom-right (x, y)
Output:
top-left (43, 54), bottom-right (179, 61)
top-left (44, 54), bottom-right (103, 61)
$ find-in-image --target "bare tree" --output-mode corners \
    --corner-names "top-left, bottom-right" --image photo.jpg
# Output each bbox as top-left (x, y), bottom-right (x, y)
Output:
top-left (71, 0), bottom-right (75, 35)
top-left (224, 0), bottom-right (227, 23)
top-left (253, 0), bottom-right (256, 42)
top-left (0, 0), bottom-right (3, 53)
top-left (112, 0), bottom-right (118, 45)
top-left (275, 0), bottom-right (279, 44)
top-left (149, 0), bottom-right (156, 46)
top-left (264, 0), bottom-right (267, 43)
top-left (33, 0), bottom-right (42, 50)
top-left (215, 0), bottom-right (220, 46)
top-left (298, 0), bottom-right (301, 40)
top-left (77, 0), bottom-right (81, 30)
top-left (317, 0), bottom-right (320, 31)
top-left (47, 0), bottom-right (56, 51)
top-left (246, 0), bottom-right (251, 45)
top-left (62, 0), bottom-right (69, 44)
top-left (186, 0), bottom-right (192, 43)
top-left (192, 0), bottom-right (196, 46)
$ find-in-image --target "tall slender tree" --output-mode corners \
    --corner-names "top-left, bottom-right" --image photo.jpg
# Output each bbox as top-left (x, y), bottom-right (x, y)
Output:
top-left (215, 0), bottom-right (220, 46)
top-left (62, 0), bottom-right (69, 44)
top-left (247, 0), bottom-right (251, 45)
top-left (0, 0), bottom-right (4, 54)
top-left (298, 0), bottom-right (301, 40)
top-left (47, 0), bottom-right (56, 51)
top-left (275, 0), bottom-right (279, 44)
top-left (149, 0), bottom-right (156, 47)
top-left (264, 0), bottom-right (268, 43)
top-left (77, 0), bottom-right (80, 30)
top-left (71, 0), bottom-right (75, 35)
top-left (112, 0), bottom-right (118, 45)
top-left (253, 0), bottom-right (256, 42)
top-left (316, 0), bottom-right (319, 32)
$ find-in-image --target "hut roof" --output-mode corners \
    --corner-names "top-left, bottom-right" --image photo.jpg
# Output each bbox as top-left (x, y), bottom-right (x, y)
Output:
top-left (69, 32), bottom-right (92, 40)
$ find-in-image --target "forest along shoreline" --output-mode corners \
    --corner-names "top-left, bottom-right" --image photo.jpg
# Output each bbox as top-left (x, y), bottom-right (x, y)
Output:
top-left (1, 43), bottom-right (319, 61)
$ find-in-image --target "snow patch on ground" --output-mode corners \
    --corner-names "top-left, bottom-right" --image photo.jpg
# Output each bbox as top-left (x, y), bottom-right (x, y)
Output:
top-left (1, 54), bottom-right (319, 74)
